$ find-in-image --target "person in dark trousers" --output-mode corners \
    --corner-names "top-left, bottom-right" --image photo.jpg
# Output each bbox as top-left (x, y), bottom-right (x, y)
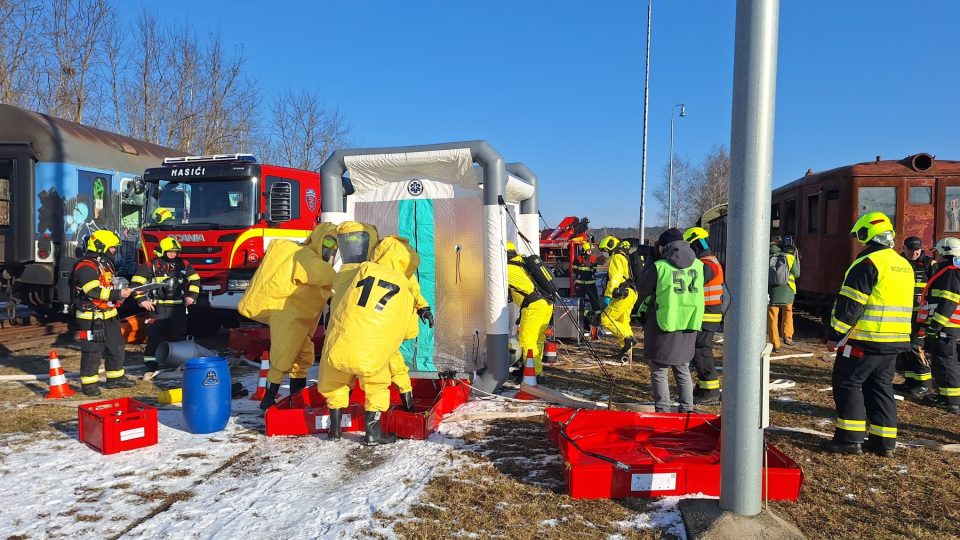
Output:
top-left (72, 230), bottom-right (135, 396)
top-left (574, 242), bottom-right (602, 330)
top-left (823, 212), bottom-right (914, 457)
top-left (131, 237), bottom-right (201, 379)
top-left (683, 226), bottom-right (724, 404)
top-left (915, 237), bottom-right (960, 414)
top-left (636, 228), bottom-right (704, 413)
top-left (895, 235), bottom-right (935, 396)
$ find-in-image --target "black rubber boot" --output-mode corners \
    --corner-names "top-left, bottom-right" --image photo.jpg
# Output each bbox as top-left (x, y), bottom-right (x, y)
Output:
top-left (363, 411), bottom-right (397, 446)
top-left (289, 377), bottom-right (307, 396)
top-left (863, 438), bottom-right (895, 458)
top-left (819, 440), bottom-right (863, 455)
top-left (328, 408), bottom-right (343, 440)
top-left (105, 376), bottom-right (135, 389)
top-left (400, 391), bottom-right (415, 412)
top-left (694, 393), bottom-right (721, 406)
top-left (617, 337), bottom-right (636, 357)
top-left (259, 382), bottom-right (282, 411)
top-left (82, 383), bottom-right (101, 397)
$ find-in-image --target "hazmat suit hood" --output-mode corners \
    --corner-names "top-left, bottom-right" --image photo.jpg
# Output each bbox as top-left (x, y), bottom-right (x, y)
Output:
top-left (302, 222), bottom-right (339, 257)
top-left (334, 221), bottom-right (380, 265)
top-left (372, 236), bottom-right (416, 276)
top-left (661, 240), bottom-right (696, 269)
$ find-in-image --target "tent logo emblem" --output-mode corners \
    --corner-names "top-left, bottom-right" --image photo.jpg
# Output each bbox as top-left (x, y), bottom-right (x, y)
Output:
top-left (305, 188), bottom-right (317, 212)
top-left (407, 180), bottom-right (424, 197)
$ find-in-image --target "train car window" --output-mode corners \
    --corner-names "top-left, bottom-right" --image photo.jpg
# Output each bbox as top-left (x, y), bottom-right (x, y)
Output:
top-left (857, 187), bottom-right (896, 226)
top-left (945, 186), bottom-right (960, 232)
top-left (771, 203), bottom-right (781, 234)
top-left (806, 194), bottom-right (819, 234)
top-left (784, 200), bottom-right (797, 235)
top-left (825, 190), bottom-right (840, 234)
top-left (909, 186), bottom-right (932, 205)
top-left (0, 163), bottom-right (10, 227)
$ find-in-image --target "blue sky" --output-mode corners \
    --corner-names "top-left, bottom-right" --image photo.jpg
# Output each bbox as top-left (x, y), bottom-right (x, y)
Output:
top-left (118, 1), bottom-right (960, 228)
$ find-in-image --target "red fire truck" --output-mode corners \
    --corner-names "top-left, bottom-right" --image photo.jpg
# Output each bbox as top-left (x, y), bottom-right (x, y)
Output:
top-left (139, 154), bottom-right (322, 333)
top-left (539, 216), bottom-right (591, 297)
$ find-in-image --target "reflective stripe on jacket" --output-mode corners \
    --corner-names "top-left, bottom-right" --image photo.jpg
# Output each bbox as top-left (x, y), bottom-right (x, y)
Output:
top-left (831, 248), bottom-right (914, 343)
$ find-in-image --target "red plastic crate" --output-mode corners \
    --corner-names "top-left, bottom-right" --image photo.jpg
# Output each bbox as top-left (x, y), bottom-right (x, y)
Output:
top-left (78, 398), bottom-right (158, 455)
top-left (350, 378), bottom-right (471, 440)
top-left (545, 408), bottom-right (803, 501)
top-left (228, 325), bottom-right (325, 361)
top-left (382, 379), bottom-right (470, 439)
top-left (264, 384), bottom-right (364, 437)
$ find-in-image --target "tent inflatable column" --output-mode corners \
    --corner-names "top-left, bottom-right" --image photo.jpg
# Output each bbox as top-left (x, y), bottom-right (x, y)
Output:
top-left (507, 163), bottom-right (539, 257)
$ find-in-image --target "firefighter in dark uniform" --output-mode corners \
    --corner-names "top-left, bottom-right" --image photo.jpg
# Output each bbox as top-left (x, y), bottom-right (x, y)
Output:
top-left (684, 227), bottom-right (724, 405)
top-left (131, 237), bottom-right (201, 379)
top-left (915, 237), bottom-right (960, 414)
top-left (894, 236), bottom-right (935, 396)
top-left (574, 242), bottom-right (601, 329)
top-left (823, 212), bottom-right (914, 457)
top-left (73, 230), bottom-right (135, 396)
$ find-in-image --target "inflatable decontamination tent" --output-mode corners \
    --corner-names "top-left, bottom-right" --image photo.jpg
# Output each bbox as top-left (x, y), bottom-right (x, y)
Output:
top-left (319, 141), bottom-right (539, 393)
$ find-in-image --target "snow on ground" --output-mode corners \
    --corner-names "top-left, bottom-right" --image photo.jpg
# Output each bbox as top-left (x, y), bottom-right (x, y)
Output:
top-left (0, 370), bottom-right (694, 539)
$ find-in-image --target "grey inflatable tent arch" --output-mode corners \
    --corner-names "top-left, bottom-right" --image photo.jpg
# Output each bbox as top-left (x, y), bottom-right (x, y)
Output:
top-left (319, 141), bottom-right (538, 394)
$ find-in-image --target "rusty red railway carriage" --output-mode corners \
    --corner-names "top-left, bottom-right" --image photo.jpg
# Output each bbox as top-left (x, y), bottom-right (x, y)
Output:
top-left (702, 153), bottom-right (960, 312)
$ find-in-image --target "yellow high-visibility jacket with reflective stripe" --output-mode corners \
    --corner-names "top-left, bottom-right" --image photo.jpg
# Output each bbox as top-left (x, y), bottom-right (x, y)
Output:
top-left (832, 248), bottom-right (914, 343)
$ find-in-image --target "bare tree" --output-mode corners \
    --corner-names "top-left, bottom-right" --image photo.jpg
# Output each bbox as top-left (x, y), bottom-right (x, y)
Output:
top-left (653, 155), bottom-right (699, 228)
top-left (263, 89), bottom-right (349, 171)
top-left (0, 0), bottom-right (44, 108)
top-left (38, 0), bottom-right (114, 123)
top-left (691, 145), bottom-right (730, 221)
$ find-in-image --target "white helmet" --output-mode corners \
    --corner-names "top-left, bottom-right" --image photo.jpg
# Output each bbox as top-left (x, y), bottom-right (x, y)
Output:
top-left (934, 237), bottom-right (960, 255)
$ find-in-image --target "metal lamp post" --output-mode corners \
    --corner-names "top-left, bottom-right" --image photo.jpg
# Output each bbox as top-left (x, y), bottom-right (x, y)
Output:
top-left (667, 103), bottom-right (686, 228)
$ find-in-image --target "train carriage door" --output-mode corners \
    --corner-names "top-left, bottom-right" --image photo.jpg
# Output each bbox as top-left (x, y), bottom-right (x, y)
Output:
top-left (904, 178), bottom-right (935, 247)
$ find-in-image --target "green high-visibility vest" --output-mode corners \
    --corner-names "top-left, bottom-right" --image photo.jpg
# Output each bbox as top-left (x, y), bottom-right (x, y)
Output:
top-left (654, 258), bottom-right (706, 332)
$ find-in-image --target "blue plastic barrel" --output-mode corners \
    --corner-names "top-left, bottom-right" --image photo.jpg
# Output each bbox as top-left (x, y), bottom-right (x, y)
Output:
top-left (182, 356), bottom-right (231, 434)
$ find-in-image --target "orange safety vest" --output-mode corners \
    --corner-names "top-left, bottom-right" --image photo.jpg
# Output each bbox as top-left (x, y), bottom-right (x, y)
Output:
top-left (701, 255), bottom-right (724, 307)
top-left (73, 257), bottom-right (117, 315)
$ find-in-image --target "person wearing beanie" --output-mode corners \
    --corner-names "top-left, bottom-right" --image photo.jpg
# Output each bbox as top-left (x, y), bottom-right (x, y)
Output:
top-left (635, 228), bottom-right (705, 412)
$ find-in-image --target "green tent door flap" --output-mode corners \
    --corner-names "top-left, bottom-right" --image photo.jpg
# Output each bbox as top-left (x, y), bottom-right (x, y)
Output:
top-left (398, 199), bottom-right (436, 371)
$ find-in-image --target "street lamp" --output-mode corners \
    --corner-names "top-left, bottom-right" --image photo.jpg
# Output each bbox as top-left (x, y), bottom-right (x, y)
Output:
top-left (667, 103), bottom-right (686, 228)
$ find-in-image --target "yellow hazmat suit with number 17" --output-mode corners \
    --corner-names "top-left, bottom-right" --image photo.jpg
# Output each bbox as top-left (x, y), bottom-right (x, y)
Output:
top-left (239, 221), bottom-right (379, 410)
top-left (319, 237), bottom-right (418, 413)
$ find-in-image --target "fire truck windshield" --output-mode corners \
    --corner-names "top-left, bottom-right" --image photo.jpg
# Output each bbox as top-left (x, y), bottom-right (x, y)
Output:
top-left (144, 178), bottom-right (257, 229)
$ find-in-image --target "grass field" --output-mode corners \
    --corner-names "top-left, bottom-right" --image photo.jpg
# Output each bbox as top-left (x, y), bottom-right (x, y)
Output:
top-left (1, 317), bottom-right (958, 539)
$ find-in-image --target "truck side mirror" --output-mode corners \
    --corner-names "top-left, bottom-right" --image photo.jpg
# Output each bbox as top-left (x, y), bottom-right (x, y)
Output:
top-left (267, 181), bottom-right (293, 223)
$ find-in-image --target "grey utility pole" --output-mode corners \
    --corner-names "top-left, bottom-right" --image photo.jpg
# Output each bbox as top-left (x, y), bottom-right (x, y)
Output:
top-left (720, 0), bottom-right (780, 516)
top-left (638, 0), bottom-right (652, 245)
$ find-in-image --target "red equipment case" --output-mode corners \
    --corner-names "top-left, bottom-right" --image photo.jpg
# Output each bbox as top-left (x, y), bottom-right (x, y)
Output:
top-left (78, 398), bottom-right (159, 455)
top-left (264, 385), bottom-right (364, 437)
top-left (228, 325), bottom-right (325, 361)
top-left (350, 378), bottom-right (471, 440)
top-left (545, 408), bottom-right (803, 500)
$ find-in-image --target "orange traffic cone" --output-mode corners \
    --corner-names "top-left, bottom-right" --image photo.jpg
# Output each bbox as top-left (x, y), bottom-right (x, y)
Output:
top-left (45, 350), bottom-right (75, 399)
top-left (250, 352), bottom-right (270, 401)
top-left (514, 349), bottom-right (539, 400)
top-left (544, 332), bottom-right (558, 364)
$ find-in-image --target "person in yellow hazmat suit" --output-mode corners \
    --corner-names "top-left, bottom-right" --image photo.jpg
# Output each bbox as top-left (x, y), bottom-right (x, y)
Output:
top-left (598, 235), bottom-right (639, 357)
top-left (318, 236), bottom-right (420, 445)
top-left (506, 241), bottom-right (554, 376)
top-left (239, 221), bottom-right (378, 410)
top-left (387, 238), bottom-right (435, 412)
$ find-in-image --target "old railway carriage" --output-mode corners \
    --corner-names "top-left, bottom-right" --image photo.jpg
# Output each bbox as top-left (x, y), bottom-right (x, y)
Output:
top-left (0, 104), bottom-right (183, 314)
top-left (700, 153), bottom-right (960, 315)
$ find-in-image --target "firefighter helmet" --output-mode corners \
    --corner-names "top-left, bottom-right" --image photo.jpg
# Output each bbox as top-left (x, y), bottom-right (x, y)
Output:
top-left (934, 237), bottom-right (960, 256)
top-left (86, 230), bottom-right (121, 254)
top-left (154, 236), bottom-right (183, 257)
top-left (582, 242), bottom-right (592, 253)
top-left (152, 207), bottom-right (173, 224)
top-left (851, 212), bottom-right (895, 245)
top-left (505, 240), bottom-right (519, 259)
top-left (598, 236), bottom-right (620, 253)
top-left (684, 227), bottom-right (709, 243)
